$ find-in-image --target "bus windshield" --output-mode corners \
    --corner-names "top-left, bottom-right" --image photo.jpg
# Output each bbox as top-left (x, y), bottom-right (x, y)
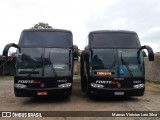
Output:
top-left (90, 49), bottom-right (144, 77)
top-left (118, 49), bottom-right (144, 77)
top-left (16, 48), bottom-right (72, 77)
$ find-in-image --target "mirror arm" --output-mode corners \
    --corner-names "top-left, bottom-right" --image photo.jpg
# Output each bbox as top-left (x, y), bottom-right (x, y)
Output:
top-left (73, 45), bottom-right (79, 60)
top-left (3, 43), bottom-right (21, 58)
top-left (137, 45), bottom-right (154, 61)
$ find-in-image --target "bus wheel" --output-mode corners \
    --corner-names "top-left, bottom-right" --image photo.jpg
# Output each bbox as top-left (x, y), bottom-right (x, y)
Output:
top-left (81, 77), bottom-right (86, 93)
top-left (86, 84), bottom-right (94, 98)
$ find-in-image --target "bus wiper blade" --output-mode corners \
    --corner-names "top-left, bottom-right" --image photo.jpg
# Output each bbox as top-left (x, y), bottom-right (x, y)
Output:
top-left (109, 54), bottom-right (116, 69)
top-left (48, 52), bottom-right (57, 77)
top-left (27, 55), bottom-right (43, 77)
top-left (120, 51), bottom-right (134, 79)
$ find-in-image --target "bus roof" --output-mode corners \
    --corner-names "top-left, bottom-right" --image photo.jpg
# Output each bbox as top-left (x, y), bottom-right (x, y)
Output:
top-left (22, 29), bottom-right (72, 33)
top-left (19, 29), bottom-right (73, 48)
top-left (88, 30), bottom-right (141, 49)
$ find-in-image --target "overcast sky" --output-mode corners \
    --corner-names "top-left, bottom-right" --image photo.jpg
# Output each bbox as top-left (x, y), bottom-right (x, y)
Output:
top-left (0, 0), bottom-right (160, 53)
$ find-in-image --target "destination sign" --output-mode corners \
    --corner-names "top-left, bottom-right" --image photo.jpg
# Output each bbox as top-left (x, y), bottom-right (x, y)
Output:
top-left (95, 71), bottom-right (114, 76)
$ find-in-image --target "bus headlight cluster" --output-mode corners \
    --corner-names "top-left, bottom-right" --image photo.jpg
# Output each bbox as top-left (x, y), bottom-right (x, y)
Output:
top-left (90, 83), bottom-right (104, 88)
top-left (58, 83), bottom-right (72, 88)
top-left (133, 84), bottom-right (144, 89)
top-left (14, 84), bottom-right (27, 89)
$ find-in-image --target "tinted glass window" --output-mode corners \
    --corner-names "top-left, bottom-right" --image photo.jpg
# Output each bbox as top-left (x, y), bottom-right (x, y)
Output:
top-left (19, 31), bottom-right (72, 48)
top-left (90, 49), bottom-right (118, 77)
top-left (44, 48), bottom-right (72, 77)
top-left (15, 48), bottom-right (72, 77)
top-left (118, 49), bottom-right (144, 77)
top-left (91, 49), bottom-right (117, 69)
top-left (89, 49), bottom-right (144, 77)
top-left (89, 32), bottom-right (140, 48)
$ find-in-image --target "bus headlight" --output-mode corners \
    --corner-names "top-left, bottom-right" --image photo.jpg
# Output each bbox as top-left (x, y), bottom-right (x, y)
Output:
top-left (58, 83), bottom-right (72, 88)
top-left (133, 84), bottom-right (144, 89)
top-left (90, 83), bottom-right (104, 88)
top-left (14, 84), bottom-right (27, 89)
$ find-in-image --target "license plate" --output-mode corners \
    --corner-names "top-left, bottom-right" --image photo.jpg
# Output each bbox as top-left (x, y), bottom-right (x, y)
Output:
top-left (114, 92), bottom-right (124, 95)
top-left (37, 92), bottom-right (48, 96)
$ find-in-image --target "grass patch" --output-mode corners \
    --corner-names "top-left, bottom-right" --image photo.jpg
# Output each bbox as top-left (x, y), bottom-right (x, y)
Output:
top-left (146, 80), bottom-right (160, 89)
top-left (154, 80), bottom-right (160, 89)
top-left (0, 76), bottom-right (14, 80)
top-left (74, 71), bottom-right (80, 76)
top-left (155, 80), bottom-right (160, 85)
top-left (73, 71), bottom-right (80, 77)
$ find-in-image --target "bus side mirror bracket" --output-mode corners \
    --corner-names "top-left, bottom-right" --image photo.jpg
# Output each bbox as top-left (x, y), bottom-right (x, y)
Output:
top-left (3, 43), bottom-right (21, 58)
top-left (137, 45), bottom-right (154, 62)
top-left (73, 45), bottom-right (79, 60)
top-left (84, 46), bottom-right (90, 60)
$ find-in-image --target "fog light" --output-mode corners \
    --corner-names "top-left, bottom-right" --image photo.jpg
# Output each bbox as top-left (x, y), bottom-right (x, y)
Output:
top-left (14, 84), bottom-right (27, 89)
top-left (58, 83), bottom-right (72, 88)
top-left (133, 84), bottom-right (144, 89)
top-left (90, 83), bottom-right (104, 88)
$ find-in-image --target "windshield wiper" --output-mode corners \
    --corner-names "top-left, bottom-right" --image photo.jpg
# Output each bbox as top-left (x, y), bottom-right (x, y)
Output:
top-left (27, 55), bottom-right (43, 77)
top-left (120, 51), bottom-right (134, 79)
top-left (109, 54), bottom-right (117, 69)
top-left (48, 52), bottom-right (57, 77)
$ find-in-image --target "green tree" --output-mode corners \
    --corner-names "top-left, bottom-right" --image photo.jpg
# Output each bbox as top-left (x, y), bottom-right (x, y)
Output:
top-left (142, 51), bottom-right (147, 57)
top-left (78, 49), bottom-right (81, 56)
top-left (32, 22), bottom-right (52, 29)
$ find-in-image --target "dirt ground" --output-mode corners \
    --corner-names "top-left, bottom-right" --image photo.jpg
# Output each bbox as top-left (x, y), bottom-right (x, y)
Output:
top-left (0, 78), bottom-right (160, 120)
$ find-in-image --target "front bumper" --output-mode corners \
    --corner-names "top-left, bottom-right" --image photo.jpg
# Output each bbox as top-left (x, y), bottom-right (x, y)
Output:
top-left (14, 87), bottom-right (72, 97)
top-left (88, 87), bottom-right (145, 97)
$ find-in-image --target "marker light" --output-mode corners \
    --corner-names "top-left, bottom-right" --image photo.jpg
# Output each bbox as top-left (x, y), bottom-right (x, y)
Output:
top-left (58, 83), bottom-right (72, 88)
top-left (90, 83), bottom-right (104, 88)
top-left (133, 84), bottom-right (144, 89)
top-left (14, 84), bottom-right (27, 89)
